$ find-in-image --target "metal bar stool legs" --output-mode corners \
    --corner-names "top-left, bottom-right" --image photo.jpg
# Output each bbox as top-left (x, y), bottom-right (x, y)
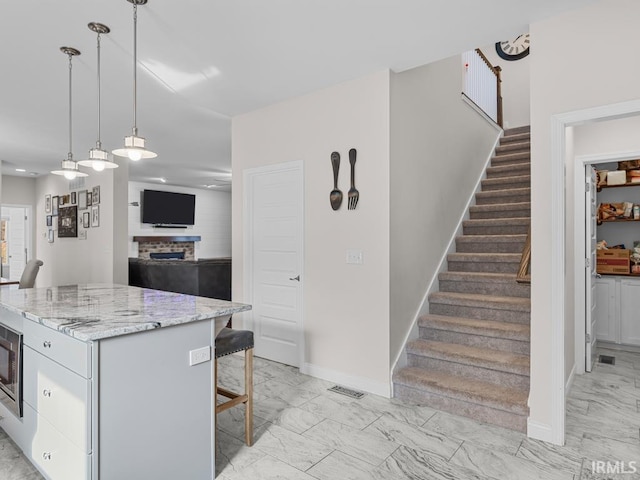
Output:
top-left (214, 327), bottom-right (254, 446)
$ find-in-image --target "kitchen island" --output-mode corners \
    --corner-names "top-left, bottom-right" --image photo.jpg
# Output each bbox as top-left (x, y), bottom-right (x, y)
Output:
top-left (0, 283), bottom-right (251, 480)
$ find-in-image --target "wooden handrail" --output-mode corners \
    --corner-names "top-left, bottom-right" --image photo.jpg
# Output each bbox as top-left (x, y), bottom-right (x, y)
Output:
top-left (516, 227), bottom-right (531, 284)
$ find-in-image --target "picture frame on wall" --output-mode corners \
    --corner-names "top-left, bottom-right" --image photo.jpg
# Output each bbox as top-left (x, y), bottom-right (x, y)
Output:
top-left (46, 215), bottom-right (52, 227)
top-left (87, 191), bottom-right (93, 207)
top-left (58, 205), bottom-right (78, 238)
top-left (92, 185), bottom-right (100, 205)
top-left (83, 211), bottom-right (90, 228)
top-left (52, 196), bottom-right (59, 216)
top-left (71, 191), bottom-right (77, 205)
top-left (45, 194), bottom-right (51, 213)
top-left (47, 229), bottom-right (54, 243)
top-left (91, 205), bottom-right (100, 227)
top-left (78, 190), bottom-right (88, 210)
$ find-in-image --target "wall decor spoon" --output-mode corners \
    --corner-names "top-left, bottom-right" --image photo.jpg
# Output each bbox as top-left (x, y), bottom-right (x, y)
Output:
top-left (330, 151), bottom-right (343, 210)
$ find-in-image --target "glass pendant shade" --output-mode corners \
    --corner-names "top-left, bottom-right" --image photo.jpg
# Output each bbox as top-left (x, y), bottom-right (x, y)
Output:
top-left (112, 0), bottom-right (156, 160)
top-left (52, 158), bottom-right (88, 180)
top-left (52, 47), bottom-right (88, 179)
top-left (78, 22), bottom-right (118, 172)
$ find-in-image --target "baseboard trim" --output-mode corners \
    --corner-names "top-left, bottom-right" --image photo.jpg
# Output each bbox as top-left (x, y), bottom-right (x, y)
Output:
top-left (527, 419), bottom-right (556, 444)
top-left (300, 362), bottom-right (390, 398)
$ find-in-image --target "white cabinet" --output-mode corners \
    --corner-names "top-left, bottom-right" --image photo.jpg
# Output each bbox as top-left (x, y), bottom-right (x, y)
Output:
top-left (595, 277), bottom-right (617, 342)
top-left (620, 279), bottom-right (640, 345)
top-left (22, 323), bottom-right (92, 480)
top-left (595, 276), bottom-right (640, 346)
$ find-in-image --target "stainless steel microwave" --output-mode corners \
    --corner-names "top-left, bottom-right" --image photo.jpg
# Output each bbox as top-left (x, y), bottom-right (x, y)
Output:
top-left (0, 322), bottom-right (22, 418)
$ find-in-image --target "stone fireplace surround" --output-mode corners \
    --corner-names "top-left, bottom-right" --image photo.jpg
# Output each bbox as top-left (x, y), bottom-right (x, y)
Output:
top-left (133, 236), bottom-right (201, 260)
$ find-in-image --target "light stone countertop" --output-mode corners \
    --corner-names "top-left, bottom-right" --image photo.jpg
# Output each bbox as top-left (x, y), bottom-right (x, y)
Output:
top-left (0, 283), bottom-right (251, 342)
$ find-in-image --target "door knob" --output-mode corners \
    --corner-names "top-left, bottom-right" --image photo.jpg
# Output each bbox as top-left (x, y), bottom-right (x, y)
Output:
top-left (289, 275), bottom-right (300, 282)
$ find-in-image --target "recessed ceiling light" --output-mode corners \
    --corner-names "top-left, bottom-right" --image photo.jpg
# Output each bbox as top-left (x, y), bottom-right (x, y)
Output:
top-left (15, 168), bottom-right (26, 172)
top-left (159, 177), bottom-right (167, 183)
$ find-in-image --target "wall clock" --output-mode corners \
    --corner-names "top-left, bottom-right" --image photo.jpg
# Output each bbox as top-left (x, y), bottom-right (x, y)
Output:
top-left (495, 33), bottom-right (530, 61)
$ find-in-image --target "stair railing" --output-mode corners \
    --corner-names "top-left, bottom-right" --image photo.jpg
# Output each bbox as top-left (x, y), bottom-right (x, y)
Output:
top-left (462, 49), bottom-right (503, 127)
top-left (516, 227), bottom-right (531, 284)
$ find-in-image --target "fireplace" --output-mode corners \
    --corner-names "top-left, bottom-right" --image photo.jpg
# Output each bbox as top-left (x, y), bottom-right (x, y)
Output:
top-left (133, 236), bottom-right (201, 260)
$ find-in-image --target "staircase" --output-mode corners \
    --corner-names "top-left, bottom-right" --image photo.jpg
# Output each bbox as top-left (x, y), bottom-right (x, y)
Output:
top-left (393, 126), bottom-right (531, 432)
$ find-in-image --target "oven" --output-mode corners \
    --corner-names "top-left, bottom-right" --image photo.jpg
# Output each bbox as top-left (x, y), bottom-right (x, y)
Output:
top-left (0, 322), bottom-right (22, 418)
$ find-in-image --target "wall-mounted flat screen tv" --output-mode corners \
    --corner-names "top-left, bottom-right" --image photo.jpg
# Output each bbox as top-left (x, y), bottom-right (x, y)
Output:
top-left (141, 189), bottom-right (196, 226)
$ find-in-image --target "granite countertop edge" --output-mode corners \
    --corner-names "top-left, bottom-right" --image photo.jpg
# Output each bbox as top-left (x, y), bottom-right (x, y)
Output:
top-left (0, 284), bottom-right (251, 343)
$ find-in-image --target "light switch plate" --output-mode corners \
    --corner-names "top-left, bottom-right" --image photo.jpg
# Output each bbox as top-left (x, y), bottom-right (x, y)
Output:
top-left (346, 249), bottom-right (363, 264)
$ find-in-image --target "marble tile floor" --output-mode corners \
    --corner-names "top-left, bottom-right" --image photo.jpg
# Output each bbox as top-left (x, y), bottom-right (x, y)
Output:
top-left (1, 347), bottom-right (639, 479)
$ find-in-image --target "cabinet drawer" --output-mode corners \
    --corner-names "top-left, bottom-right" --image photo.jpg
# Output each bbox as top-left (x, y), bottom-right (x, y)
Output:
top-left (23, 346), bottom-right (91, 453)
top-left (23, 403), bottom-right (90, 480)
top-left (23, 320), bottom-right (91, 378)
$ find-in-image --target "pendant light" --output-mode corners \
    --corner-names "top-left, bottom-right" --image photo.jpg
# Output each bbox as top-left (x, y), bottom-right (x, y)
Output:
top-left (78, 22), bottom-right (118, 172)
top-left (52, 47), bottom-right (88, 180)
top-left (112, 0), bottom-right (156, 161)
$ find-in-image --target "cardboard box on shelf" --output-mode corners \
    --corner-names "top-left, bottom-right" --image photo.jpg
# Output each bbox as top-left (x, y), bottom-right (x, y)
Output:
top-left (607, 170), bottom-right (627, 186)
top-left (597, 249), bottom-right (630, 274)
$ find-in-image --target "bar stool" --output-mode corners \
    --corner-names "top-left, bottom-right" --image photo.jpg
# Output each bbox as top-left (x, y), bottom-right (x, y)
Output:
top-left (214, 327), bottom-right (254, 446)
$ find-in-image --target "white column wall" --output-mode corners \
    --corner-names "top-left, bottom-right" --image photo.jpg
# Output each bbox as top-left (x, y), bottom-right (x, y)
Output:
top-left (529, 0), bottom-right (640, 440)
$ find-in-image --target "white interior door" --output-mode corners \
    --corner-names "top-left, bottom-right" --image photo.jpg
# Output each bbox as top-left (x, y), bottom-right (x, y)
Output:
top-left (4, 207), bottom-right (28, 281)
top-left (585, 166), bottom-right (598, 372)
top-left (245, 161), bottom-right (303, 367)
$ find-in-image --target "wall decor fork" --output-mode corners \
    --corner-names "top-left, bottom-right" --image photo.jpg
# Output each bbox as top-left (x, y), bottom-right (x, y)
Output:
top-left (348, 148), bottom-right (359, 210)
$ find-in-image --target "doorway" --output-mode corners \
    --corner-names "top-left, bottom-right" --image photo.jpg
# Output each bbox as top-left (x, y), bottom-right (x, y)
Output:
top-left (243, 161), bottom-right (304, 367)
top-left (1, 205), bottom-right (32, 281)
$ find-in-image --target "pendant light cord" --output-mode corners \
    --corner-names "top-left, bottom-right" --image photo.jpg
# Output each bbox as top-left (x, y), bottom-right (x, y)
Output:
top-left (67, 52), bottom-right (73, 160)
top-left (96, 32), bottom-right (102, 148)
top-left (132, 2), bottom-right (138, 136)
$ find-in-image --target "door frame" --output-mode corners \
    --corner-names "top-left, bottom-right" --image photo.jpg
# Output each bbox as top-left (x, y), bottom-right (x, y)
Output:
top-left (548, 98), bottom-right (640, 445)
top-left (573, 153), bottom-right (640, 375)
top-left (243, 160), bottom-right (305, 367)
top-left (1, 204), bottom-right (33, 280)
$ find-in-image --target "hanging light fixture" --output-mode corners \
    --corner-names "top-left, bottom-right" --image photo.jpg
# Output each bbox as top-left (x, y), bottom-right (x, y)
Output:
top-left (52, 47), bottom-right (88, 180)
top-left (112, 0), bottom-right (157, 161)
top-left (78, 22), bottom-right (118, 172)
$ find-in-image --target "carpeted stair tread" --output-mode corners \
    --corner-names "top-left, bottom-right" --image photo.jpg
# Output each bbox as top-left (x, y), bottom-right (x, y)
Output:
top-left (438, 271), bottom-right (531, 298)
top-left (456, 234), bottom-right (527, 244)
top-left (503, 125), bottom-right (530, 136)
top-left (490, 152), bottom-right (530, 166)
top-left (481, 175), bottom-right (530, 191)
top-left (419, 314), bottom-right (530, 341)
top-left (469, 202), bottom-right (530, 219)
top-left (496, 142), bottom-right (530, 155)
top-left (407, 339), bottom-right (530, 376)
top-left (475, 188), bottom-right (530, 205)
top-left (448, 252), bottom-right (522, 263)
top-left (485, 163), bottom-right (530, 178)
top-left (500, 132), bottom-right (530, 144)
top-left (429, 291), bottom-right (530, 312)
top-left (463, 217), bottom-right (530, 231)
top-left (394, 367), bottom-right (529, 415)
top-left (455, 234), bottom-right (526, 253)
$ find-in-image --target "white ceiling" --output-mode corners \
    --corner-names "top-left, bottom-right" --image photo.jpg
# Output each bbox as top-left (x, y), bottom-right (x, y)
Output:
top-left (0, 0), bottom-right (596, 190)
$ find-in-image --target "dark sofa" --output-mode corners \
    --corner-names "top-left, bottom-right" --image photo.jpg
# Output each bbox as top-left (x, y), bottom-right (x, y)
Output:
top-left (128, 257), bottom-right (231, 300)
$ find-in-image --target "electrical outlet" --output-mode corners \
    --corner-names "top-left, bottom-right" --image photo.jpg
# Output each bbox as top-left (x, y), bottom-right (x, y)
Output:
top-left (189, 346), bottom-right (211, 366)
top-left (346, 249), bottom-right (363, 264)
